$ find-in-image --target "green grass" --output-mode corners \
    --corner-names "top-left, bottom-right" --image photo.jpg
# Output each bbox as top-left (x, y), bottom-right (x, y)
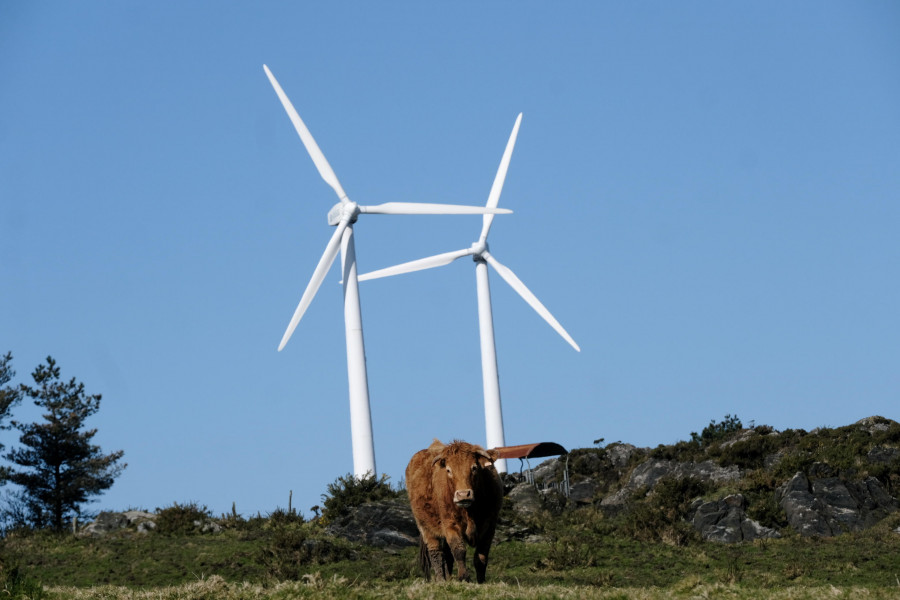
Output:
top-left (4, 514), bottom-right (900, 597)
top-left (38, 579), bottom-right (900, 600)
top-left (4, 418), bottom-right (900, 598)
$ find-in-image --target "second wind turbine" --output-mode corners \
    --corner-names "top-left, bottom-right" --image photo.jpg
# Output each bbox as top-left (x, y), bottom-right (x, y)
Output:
top-left (358, 114), bottom-right (580, 473)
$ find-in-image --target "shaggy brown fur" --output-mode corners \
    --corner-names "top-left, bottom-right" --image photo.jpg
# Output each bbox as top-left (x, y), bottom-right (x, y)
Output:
top-left (406, 439), bottom-right (503, 583)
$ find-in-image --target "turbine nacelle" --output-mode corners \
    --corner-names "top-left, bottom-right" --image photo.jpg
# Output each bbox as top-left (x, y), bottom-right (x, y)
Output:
top-left (328, 201), bottom-right (357, 226)
top-left (470, 240), bottom-right (488, 261)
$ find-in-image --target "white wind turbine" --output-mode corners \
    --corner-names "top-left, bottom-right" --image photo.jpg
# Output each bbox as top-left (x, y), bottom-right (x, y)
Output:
top-left (358, 114), bottom-right (580, 473)
top-left (263, 65), bottom-right (511, 478)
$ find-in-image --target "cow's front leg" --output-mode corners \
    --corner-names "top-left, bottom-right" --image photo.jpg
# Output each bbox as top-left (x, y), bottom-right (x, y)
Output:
top-left (473, 526), bottom-right (496, 583)
top-left (473, 542), bottom-right (491, 583)
top-left (441, 542), bottom-right (454, 579)
top-left (422, 534), bottom-right (447, 580)
top-left (445, 532), bottom-right (469, 582)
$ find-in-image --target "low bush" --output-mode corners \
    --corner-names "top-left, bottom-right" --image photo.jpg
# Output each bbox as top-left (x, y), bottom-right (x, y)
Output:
top-left (0, 564), bottom-right (44, 599)
top-left (257, 526), bottom-right (357, 580)
top-left (154, 501), bottom-right (213, 535)
top-left (691, 414), bottom-right (743, 448)
top-left (621, 477), bottom-right (709, 546)
top-left (321, 473), bottom-right (402, 522)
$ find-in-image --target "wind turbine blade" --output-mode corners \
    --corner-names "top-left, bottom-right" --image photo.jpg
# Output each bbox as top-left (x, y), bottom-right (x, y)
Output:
top-left (480, 113), bottom-right (523, 242)
top-left (359, 203), bottom-right (512, 215)
top-left (357, 248), bottom-right (471, 282)
top-left (278, 220), bottom-right (349, 351)
top-left (263, 65), bottom-right (349, 202)
top-left (482, 250), bottom-right (581, 352)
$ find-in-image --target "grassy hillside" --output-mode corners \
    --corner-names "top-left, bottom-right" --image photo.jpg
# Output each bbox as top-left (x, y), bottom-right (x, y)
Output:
top-left (5, 519), bottom-right (900, 598)
top-left (3, 416), bottom-right (900, 598)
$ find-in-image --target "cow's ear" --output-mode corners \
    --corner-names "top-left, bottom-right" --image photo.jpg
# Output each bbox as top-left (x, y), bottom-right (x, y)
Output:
top-left (432, 456), bottom-right (446, 469)
top-left (477, 448), bottom-right (501, 464)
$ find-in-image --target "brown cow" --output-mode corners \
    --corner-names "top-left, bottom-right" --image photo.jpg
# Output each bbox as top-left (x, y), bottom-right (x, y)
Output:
top-left (406, 439), bottom-right (503, 583)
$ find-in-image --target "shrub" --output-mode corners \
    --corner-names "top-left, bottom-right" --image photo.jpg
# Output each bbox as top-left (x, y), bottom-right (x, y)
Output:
top-left (154, 502), bottom-right (213, 535)
top-left (650, 440), bottom-right (703, 463)
top-left (567, 448), bottom-right (608, 480)
top-left (257, 527), bottom-right (356, 580)
top-left (265, 507), bottom-right (305, 529)
top-left (321, 473), bottom-right (401, 522)
top-left (691, 414), bottom-right (743, 448)
top-left (715, 434), bottom-right (780, 470)
top-left (621, 477), bottom-right (709, 546)
top-left (0, 564), bottom-right (44, 599)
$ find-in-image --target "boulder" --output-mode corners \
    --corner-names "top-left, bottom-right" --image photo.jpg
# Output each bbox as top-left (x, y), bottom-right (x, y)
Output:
top-left (325, 498), bottom-right (418, 549)
top-left (690, 494), bottom-right (780, 543)
top-left (567, 479), bottom-right (599, 505)
top-left (80, 510), bottom-right (157, 537)
top-left (855, 416), bottom-right (893, 435)
top-left (530, 458), bottom-right (561, 485)
top-left (777, 472), bottom-right (898, 536)
top-left (601, 459), bottom-right (741, 507)
top-left (605, 443), bottom-right (641, 470)
top-left (868, 446), bottom-right (900, 464)
top-left (507, 483), bottom-right (543, 517)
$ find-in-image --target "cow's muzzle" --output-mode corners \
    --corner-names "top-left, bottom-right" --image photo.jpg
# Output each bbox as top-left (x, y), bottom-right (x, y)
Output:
top-left (454, 489), bottom-right (474, 507)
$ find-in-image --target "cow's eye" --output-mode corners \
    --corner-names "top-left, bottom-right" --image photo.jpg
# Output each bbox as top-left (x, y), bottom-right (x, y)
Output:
top-left (446, 467), bottom-right (452, 476)
top-left (471, 464), bottom-right (478, 473)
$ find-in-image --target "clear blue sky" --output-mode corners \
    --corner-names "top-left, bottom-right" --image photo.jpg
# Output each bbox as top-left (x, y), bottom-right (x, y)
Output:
top-left (2, 2), bottom-right (898, 519)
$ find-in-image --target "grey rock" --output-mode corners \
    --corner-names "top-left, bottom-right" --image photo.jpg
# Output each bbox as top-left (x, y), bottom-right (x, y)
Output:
top-left (370, 528), bottom-right (418, 549)
top-left (720, 429), bottom-right (757, 448)
top-left (539, 487), bottom-right (568, 513)
top-left (763, 447), bottom-right (787, 469)
top-left (200, 520), bottom-right (223, 534)
top-left (567, 479), bottom-right (598, 505)
top-left (691, 494), bottom-right (780, 543)
top-left (601, 459), bottom-right (741, 507)
top-left (325, 498), bottom-right (418, 549)
top-left (530, 458), bottom-right (561, 485)
top-left (80, 510), bottom-right (158, 537)
top-left (855, 416), bottom-right (892, 435)
top-left (778, 472), bottom-right (833, 537)
top-left (777, 472), bottom-right (898, 537)
top-left (606, 443), bottom-right (640, 469)
top-left (507, 483), bottom-right (543, 516)
top-left (494, 523), bottom-right (537, 543)
top-left (868, 446), bottom-right (900, 464)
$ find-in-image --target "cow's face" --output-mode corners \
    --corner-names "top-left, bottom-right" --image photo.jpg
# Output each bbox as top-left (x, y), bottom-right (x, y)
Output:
top-left (434, 445), bottom-right (500, 508)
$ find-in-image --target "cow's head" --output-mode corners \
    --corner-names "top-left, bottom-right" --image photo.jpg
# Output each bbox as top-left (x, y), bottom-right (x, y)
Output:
top-left (433, 441), bottom-right (500, 508)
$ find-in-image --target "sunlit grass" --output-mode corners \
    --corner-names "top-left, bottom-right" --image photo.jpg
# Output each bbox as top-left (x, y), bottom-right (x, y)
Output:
top-left (43, 576), bottom-right (900, 600)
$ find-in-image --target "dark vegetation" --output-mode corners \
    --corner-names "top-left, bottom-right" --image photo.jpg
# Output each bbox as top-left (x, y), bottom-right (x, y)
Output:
top-left (0, 354), bottom-right (125, 532)
top-left (1, 415), bottom-right (899, 594)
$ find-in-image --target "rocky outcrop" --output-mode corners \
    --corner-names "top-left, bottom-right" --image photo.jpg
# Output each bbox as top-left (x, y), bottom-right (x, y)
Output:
top-left (324, 497), bottom-right (418, 549)
top-left (776, 471), bottom-right (897, 537)
top-left (690, 494), bottom-right (780, 543)
top-left (601, 459), bottom-right (742, 508)
top-left (80, 510), bottom-right (157, 536)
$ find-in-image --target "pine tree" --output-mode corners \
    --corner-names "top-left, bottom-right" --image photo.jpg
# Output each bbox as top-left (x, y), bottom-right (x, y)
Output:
top-left (6, 356), bottom-right (126, 530)
top-left (0, 352), bottom-right (23, 482)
